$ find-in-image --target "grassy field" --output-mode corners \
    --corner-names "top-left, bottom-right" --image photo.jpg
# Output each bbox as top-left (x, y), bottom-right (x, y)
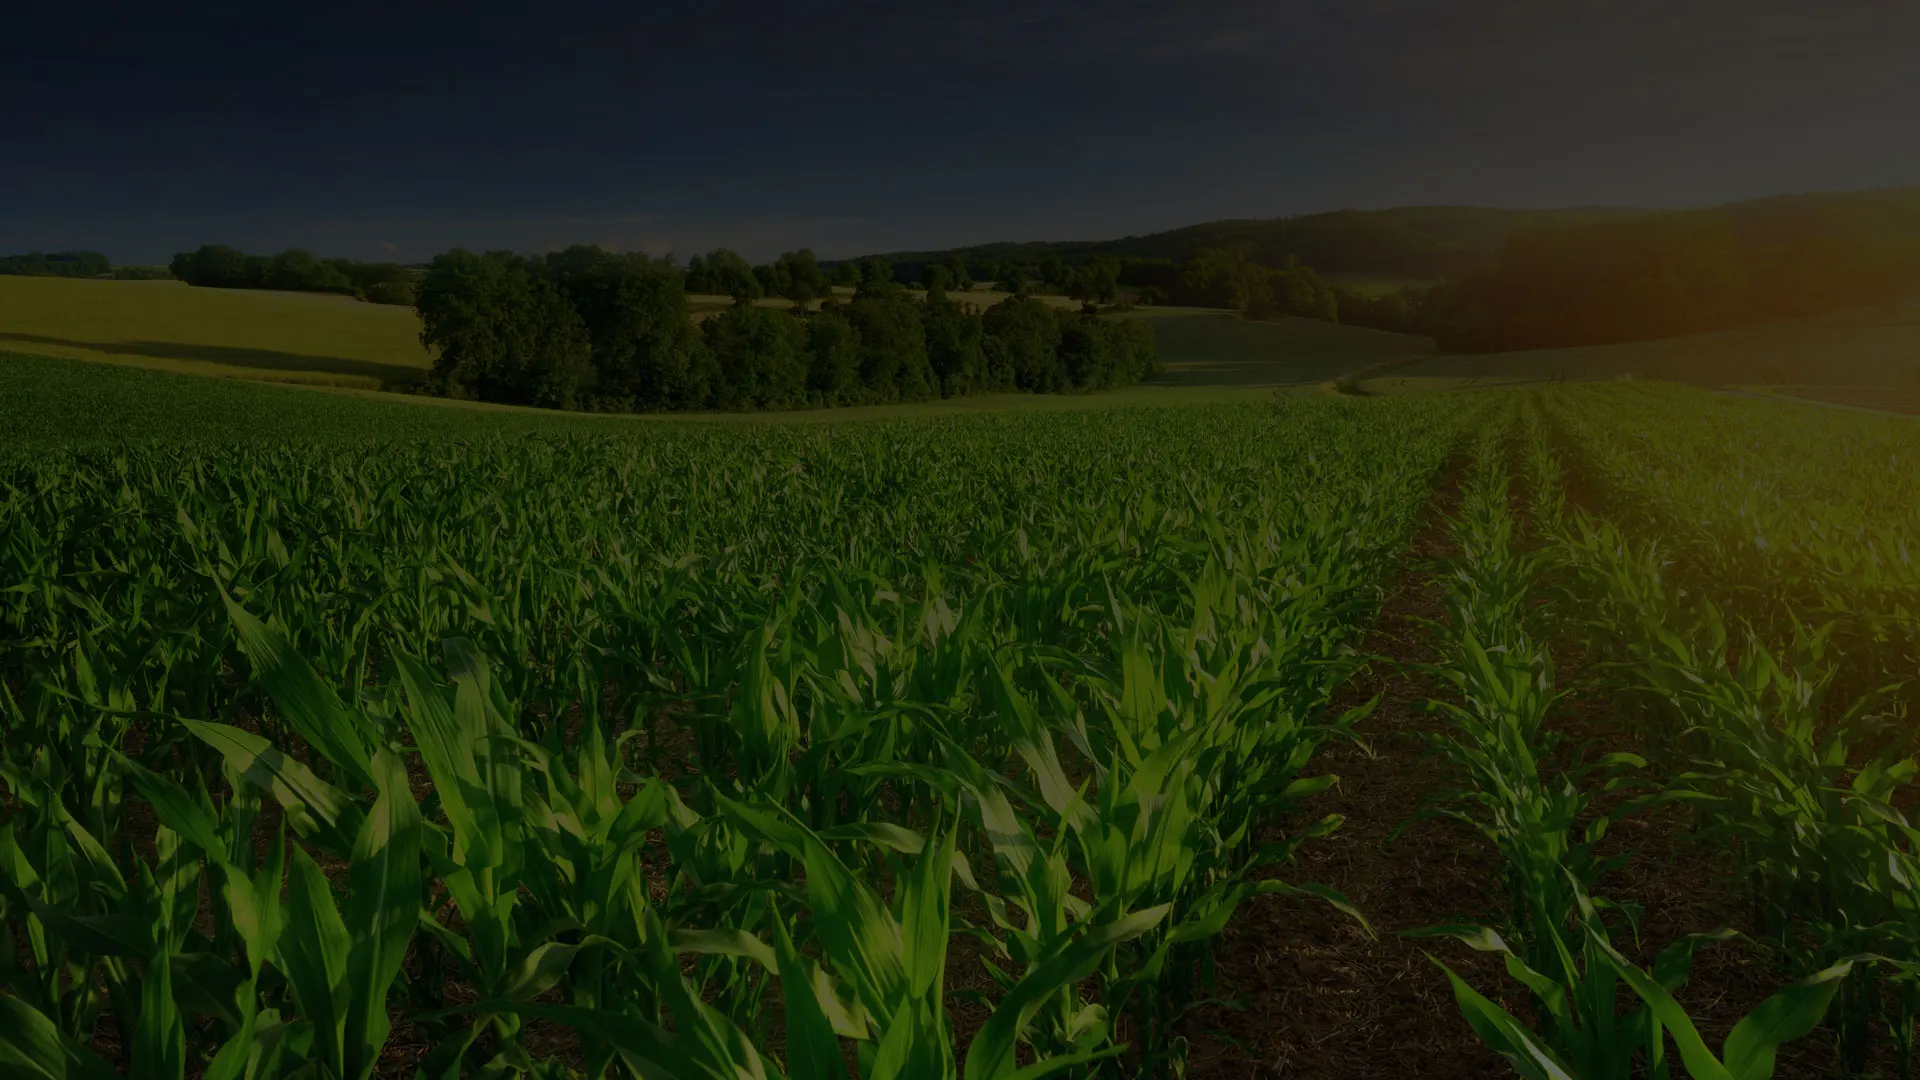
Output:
top-left (0, 275), bottom-right (431, 388)
top-left (1128, 307), bottom-right (1433, 388)
top-left (1385, 289), bottom-right (1920, 388)
top-left (0, 349), bottom-right (1325, 451)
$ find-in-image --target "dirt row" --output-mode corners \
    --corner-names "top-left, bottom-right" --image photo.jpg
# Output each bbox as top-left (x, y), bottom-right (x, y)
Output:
top-left (1178, 442), bottom-right (1852, 1078)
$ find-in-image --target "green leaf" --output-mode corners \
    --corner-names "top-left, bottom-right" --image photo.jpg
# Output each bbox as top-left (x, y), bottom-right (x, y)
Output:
top-left (899, 819), bottom-right (957, 1003)
top-left (119, 759), bottom-right (226, 859)
top-left (1592, 929), bottom-right (1733, 1080)
top-left (182, 719), bottom-right (363, 856)
top-left (342, 750), bottom-right (423, 1080)
top-left (669, 929), bottom-right (776, 974)
top-left (222, 591), bottom-right (374, 787)
top-left (476, 1002), bottom-right (715, 1080)
top-left (222, 825), bottom-right (286, 977)
top-left (132, 945), bottom-right (186, 1080)
top-left (394, 652), bottom-right (485, 858)
top-left (277, 846), bottom-right (350, 1074)
top-left (1723, 960), bottom-right (1855, 1080)
top-left (963, 904), bottom-right (1169, 1080)
top-left (0, 995), bottom-right (119, 1080)
top-left (719, 794), bottom-right (906, 1018)
top-left (769, 905), bottom-right (844, 1080)
top-left (1426, 956), bottom-right (1576, 1080)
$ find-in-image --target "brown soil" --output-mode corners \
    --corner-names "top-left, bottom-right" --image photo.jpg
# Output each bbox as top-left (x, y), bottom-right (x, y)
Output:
top-left (1177, 460), bottom-right (1511, 1078)
top-left (1172, 442), bottom-right (1868, 1079)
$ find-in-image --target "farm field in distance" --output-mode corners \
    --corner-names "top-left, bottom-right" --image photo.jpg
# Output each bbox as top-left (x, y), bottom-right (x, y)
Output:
top-left (5, 366), bottom-right (1920, 1079)
top-left (0, 274), bottom-right (1439, 403)
top-left (0, 275), bottom-right (430, 389)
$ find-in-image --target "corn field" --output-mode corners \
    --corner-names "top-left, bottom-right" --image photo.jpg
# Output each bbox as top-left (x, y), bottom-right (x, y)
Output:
top-left (1, 386), bottom-right (1916, 1079)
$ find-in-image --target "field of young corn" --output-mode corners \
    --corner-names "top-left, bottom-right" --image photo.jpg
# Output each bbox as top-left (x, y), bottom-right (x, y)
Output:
top-left (0, 385), bottom-right (1916, 1079)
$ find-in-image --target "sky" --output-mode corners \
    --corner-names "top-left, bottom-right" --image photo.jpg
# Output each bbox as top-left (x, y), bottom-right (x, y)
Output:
top-left (4, 0), bottom-right (1918, 265)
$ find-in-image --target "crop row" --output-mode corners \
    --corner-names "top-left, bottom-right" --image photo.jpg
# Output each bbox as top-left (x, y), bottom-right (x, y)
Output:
top-left (0, 400), bottom-right (1471, 1078)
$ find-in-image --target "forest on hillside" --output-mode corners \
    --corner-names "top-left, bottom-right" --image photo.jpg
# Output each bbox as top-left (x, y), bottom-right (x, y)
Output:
top-left (82, 187), bottom-right (1920, 365)
top-left (0, 251), bottom-right (168, 279)
top-left (869, 188), bottom-right (1920, 352)
top-left (1413, 189), bottom-right (1920, 350)
top-left (168, 246), bottom-right (418, 304)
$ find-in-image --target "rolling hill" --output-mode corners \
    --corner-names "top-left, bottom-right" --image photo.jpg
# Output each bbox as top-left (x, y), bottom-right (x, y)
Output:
top-left (862, 187), bottom-right (1920, 285)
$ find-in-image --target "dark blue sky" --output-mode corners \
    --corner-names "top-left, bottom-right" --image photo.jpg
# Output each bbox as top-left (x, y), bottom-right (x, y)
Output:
top-left (6, 1), bottom-right (1917, 264)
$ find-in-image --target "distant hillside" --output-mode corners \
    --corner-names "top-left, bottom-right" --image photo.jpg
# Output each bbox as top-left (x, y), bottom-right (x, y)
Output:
top-left (862, 206), bottom-right (1643, 281)
top-left (1421, 187), bottom-right (1920, 352)
top-left (862, 188), bottom-right (1920, 284)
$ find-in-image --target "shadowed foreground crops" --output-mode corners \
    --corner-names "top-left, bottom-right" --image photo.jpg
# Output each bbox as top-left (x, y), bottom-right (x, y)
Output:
top-left (3, 386), bottom-right (1918, 1078)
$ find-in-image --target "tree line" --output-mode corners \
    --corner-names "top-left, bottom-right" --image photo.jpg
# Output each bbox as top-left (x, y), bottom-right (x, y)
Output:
top-left (0, 251), bottom-right (172, 280)
top-left (416, 245), bottom-right (1160, 412)
top-left (0, 251), bottom-right (111, 277)
top-left (857, 205), bottom-right (1615, 282)
top-left (168, 245), bottom-right (417, 304)
top-left (840, 188), bottom-right (1920, 352)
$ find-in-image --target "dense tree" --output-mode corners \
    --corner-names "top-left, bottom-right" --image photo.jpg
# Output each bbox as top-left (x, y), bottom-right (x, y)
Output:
top-left (1334, 288), bottom-right (1420, 334)
top-left (703, 304), bottom-right (808, 409)
top-left (945, 255), bottom-right (972, 292)
top-left (982, 295), bottom-right (1063, 391)
top-left (0, 251), bottom-right (110, 277)
top-left (854, 258), bottom-right (897, 298)
top-left (923, 292), bottom-right (984, 396)
top-left (266, 249), bottom-right (352, 293)
top-left (1425, 214), bottom-right (1751, 350)
top-left (752, 262), bottom-right (790, 301)
top-left (685, 248), bottom-right (762, 302)
top-left (1038, 256), bottom-right (1068, 293)
top-left (402, 243), bottom-right (1160, 415)
top-left (1085, 256), bottom-right (1121, 304)
top-left (324, 259), bottom-right (415, 303)
top-left (1111, 316), bottom-right (1161, 382)
top-left (1051, 313), bottom-right (1159, 390)
top-left (804, 311), bottom-right (862, 404)
top-left (416, 249), bottom-right (591, 408)
top-left (544, 246), bottom-right (707, 409)
top-left (168, 245), bottom-right (415, 303)
top-left (847, 295), bottom-right (932, 400)
top-left (170, 245), bottom-right (250, 289)
top-left (776, 249), bottom-right (828, 307)
top-left (1180, 245), bottom-right (1263, 309)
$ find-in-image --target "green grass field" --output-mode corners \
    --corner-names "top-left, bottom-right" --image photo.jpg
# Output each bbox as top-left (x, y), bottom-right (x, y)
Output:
top-left (0, 348), bottom-right (1329, 452)
top-left (0, 276), bottom-right (431, 389)
top-left (1129, 307), bottom-right (1433, 388)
